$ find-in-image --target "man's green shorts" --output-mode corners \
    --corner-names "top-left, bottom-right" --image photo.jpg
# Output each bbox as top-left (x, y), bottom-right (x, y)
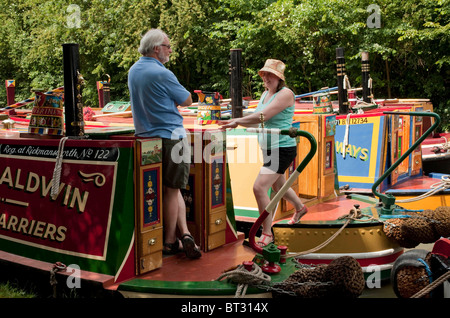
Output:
top-left (162, 138), bottom-right (190, 189)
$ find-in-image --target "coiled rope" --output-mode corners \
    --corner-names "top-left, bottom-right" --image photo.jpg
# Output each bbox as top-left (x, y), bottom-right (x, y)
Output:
top-left (216, 263), bottom-right (271, 298)
top-left (352, 100), bottom-right (375, 114)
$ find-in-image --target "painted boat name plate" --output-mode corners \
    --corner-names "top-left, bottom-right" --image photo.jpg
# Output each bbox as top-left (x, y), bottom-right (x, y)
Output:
top-left (0, 143), bottom-right (119, 260)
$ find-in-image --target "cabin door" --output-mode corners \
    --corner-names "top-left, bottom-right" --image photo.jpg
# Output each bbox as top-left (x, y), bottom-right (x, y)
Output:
top-left (134, 139), bottom-right (163, 275)
top-left (296, 114), bottom-right (320, 198)
top-left (410, 107), bottom-right (424, 176)
top-left (203, 137), bottom-right (227, 251)
top-left (184, 131), bottom-right (227, 252)
top-left (319, 114), bottom-right (336, 197)
top-left (184, 132), bottom-right (204, 249)
top-left (294, 114), bottom-right (335, 199)
top-left (390, 112), bottom-right (410, 185)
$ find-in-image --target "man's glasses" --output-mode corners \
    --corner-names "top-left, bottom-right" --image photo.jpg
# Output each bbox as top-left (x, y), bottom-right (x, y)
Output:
top-left (160, 44), bottom-right (171, 49)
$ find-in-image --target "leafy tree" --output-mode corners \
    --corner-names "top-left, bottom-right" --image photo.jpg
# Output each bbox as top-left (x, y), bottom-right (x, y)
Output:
top-left (0, 0), bottom-right (448, 130)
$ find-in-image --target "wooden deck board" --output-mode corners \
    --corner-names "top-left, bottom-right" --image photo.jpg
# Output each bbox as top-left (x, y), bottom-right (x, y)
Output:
top-left (135, 236), bottom-right (255, 282)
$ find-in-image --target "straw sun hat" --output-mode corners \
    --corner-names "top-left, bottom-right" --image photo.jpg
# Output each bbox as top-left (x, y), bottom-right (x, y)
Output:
top-left (258, 59), bottom-right (286, 81)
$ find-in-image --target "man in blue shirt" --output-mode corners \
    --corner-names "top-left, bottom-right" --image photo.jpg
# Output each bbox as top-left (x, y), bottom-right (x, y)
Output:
top-left (128, 29), bottom-right (201, 259)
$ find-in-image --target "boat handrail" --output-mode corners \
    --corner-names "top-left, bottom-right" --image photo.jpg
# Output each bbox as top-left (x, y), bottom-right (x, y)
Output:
top-left (372, 111), bottom-right (441, 214)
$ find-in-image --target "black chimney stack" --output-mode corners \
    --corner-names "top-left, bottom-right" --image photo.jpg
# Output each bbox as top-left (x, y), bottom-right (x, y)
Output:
top-left (336, 47), bottom-right (349, 115)
top-left (230, 49), bottom-right (243, 118)
top-left (361, 52), bottom-right (372, 103)
top-left (63, 43), bottom-right (85, 137)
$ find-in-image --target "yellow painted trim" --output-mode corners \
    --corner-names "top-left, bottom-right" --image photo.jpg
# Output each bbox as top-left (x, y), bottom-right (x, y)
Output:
top-left (394, 195), bottom-right (449, 210)
top-left (274, 224), bottom-right (399, 254)
top-left (338, 176), bottom-right (376, 183)
top-left (368, 117), bottom-right (380, 177)
top-left (336, 116), bottom-right (382, 183)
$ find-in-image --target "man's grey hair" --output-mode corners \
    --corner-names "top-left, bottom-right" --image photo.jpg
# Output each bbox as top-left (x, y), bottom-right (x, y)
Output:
top-left (138, 29), bottom-right (168, 56)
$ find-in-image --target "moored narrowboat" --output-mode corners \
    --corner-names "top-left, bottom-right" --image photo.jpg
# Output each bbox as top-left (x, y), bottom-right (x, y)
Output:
top-left (0, 45), bottom-right (448, 299)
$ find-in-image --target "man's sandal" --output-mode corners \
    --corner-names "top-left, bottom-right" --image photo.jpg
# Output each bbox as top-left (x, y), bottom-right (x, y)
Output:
top-left (288, 206), bottom-right (308, 225)
top-left (256, 233), bottom-right (274, 247)
top-left (181, 233), bottom-right (202, 259)
top-left (163, 237), bottom-right (182, 255)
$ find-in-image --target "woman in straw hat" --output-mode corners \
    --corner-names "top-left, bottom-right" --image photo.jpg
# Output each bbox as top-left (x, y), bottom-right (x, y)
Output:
top-left (219, 59), bottom-right (307, 247)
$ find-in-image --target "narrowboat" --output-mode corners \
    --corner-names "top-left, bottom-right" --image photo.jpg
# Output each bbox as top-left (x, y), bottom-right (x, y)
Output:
top-left (0, 45), bottom-right (448, 298)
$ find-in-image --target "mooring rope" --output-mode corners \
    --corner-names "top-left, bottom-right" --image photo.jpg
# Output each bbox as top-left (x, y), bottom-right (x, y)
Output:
top-left (51, 137), bottom-right (69, 200)
top-left (352, 100), bottom-right (375, 114)
top-left (396, 175), bottom-right (450, 203)
top-left (216, 263), bottom-right (271, 298)
top-left (342, 113), bottom-right (351, 159)
top-left (343, 75), bottom-right (352, 91)
top-left (285, 207), bottom-right (374, 259)
top-left (432, 135), bottom-right (449, 153)
top-left (410, 270), bottom-right (450, 298)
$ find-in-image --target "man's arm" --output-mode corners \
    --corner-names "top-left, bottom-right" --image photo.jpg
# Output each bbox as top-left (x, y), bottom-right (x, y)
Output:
top-left (178, 94), bottom-right (193, 107)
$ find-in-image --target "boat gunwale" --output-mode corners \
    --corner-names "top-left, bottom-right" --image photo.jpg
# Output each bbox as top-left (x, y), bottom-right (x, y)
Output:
top-left (273, 219), bottom-right (384, 228)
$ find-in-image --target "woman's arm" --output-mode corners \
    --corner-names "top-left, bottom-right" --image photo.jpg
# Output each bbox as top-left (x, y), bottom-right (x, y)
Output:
top-left (259, 88), bottom-right (294, 120)
top-left (218, 89), bottom-right (294, 129)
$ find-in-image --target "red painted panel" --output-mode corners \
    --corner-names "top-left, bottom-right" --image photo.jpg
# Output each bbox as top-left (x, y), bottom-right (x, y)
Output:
top-left (0, 152), bottom-right (117, 260)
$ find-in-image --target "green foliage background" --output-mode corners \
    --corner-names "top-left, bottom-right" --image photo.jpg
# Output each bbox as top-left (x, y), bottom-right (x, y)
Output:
top-left (0, 0), bottom-right (448, 130)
